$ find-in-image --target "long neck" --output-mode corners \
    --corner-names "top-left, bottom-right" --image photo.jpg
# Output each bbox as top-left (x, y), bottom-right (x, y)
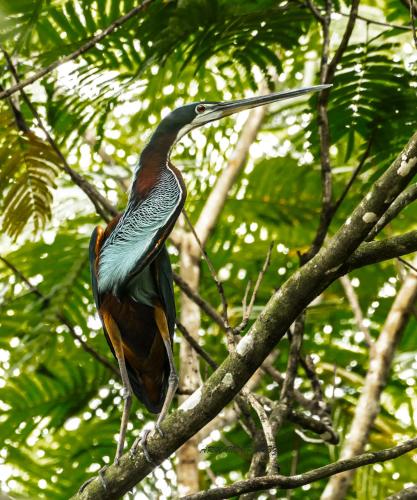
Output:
top-left (132, 126), bottom-right (178, 199)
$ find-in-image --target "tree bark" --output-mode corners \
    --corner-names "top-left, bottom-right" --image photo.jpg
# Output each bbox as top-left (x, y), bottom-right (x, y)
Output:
top-left (321, 261), bottom-right (417, 500)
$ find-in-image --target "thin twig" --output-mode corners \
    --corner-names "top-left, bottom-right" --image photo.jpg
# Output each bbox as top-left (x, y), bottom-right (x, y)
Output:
top-left (280, 320), bottom-right (304, 405)
top-left (182, 210), bottom-right (230, 330)
top-left (339, 275), bottom-right (373, 346)
top-left (1, 47), bottom-right (117, 221)
top-left (234, 243), bottom-right (273, 335)
top-left (299, 354), bottom-right (327, 404)
top-left (302, 0), bottom-right (359, 263)
top-left (332, 135), bottom-right (374, 215)
top-left (397, 257), bottom-right (417, 275)
top-left (244, 391), bottom-right (279, 475)
top-left (0, 0), bottom-right (154, 100)
top-left (304, 1), bottom-right (413, 31)
top-left (341, 10), bottom-right (413, 31)
top-left (183, 438), bottom-right (417, 500)
top-left (298, 353), bottom-right (337, 441)
top-left (410, 0), bottom-right (417, 49)
top-left (288, 409), bottom-right (338, 444)
top-left (173, 272), bottom-right (225, 330)
top-left (326, 0), bottom-right (360, 82)
top-left (175, 320), bottom-right (218, 370)
top-left (261, 361), bottom-right (335, 428)
top-left (262, 363), bottom-right (316, 414)
top-left (265, 319), bottom-right (304, 475)
top-left (305, 0), bottom-right (324, 22)
top-left (0, 256), bottom-right (118, 377)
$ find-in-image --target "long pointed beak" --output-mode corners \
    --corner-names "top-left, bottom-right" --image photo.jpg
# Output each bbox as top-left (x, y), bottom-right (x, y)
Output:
top-left (214, 84), bottom-right (332, 119)
top-left (192, 85), bottom-right (332, 129)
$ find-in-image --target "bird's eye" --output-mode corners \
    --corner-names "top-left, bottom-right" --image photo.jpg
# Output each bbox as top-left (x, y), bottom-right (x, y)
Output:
top-left (196, 104), bottom-right (206, 114)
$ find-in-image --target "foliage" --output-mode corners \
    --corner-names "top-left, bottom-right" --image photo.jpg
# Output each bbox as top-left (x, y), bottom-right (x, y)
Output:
top-left (0, 102), bottom-right (62, 239)
top-left (0, 0), bottom-right (417, 498)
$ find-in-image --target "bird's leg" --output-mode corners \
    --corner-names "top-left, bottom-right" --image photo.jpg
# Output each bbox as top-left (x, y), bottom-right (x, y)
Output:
top-left (153, 304), bottom-right (179, 436)
top-left (130, 305), bottom-right (178, 462)
top-left (102, 309), bottom-right (133, 465)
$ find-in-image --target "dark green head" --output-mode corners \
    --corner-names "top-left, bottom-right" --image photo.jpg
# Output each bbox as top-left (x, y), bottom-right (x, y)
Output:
top-left (152, 84), bottom-right (332, 145)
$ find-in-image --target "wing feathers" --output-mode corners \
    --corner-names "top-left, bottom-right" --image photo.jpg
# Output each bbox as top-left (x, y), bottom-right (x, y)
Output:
top-left (97, 167), bottom-right (184, 295)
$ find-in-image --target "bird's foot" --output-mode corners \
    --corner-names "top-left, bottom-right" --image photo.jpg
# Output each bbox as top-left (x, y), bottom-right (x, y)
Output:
top-left (78, 465), bottom-right (108, 493)
top-left (130, 428), bottom-right (157, 465)
top-left (155, 422), bottom-right (164, 438)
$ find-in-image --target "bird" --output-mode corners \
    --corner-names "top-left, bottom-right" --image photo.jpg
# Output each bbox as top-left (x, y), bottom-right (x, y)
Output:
top-left (89, 83), bottom-right (331, 465)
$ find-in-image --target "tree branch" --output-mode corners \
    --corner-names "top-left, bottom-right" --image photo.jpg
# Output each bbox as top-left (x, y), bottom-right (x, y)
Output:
top-left (233, 243), bottom-right (273, 335)
top-left (176, 320), bottom-right (218, 371)
top-left (173, 272), bottom-right (225, 329)
top-left (332, 135), bottom-right (374, 216)
top-left (366, 183), bottom-right (417, 241)
top-left (340, 9), bottom-right (413, 31)
top-left (326, 0), bottom-right (360, 82)
top-left (0, 0), bottom-right (154, 100)
top-left (1, 46), bottom-right (118, 221)
top-left (182, 438), bottom-right (417, 500)
top-left (303, 0), bottom-right (360, 262)
top-left (409, 0), bottom-right (417, 49)
top-left (387, 484), bottom-right (417, 499)
top-left (345, 230), bottom-right (417, 272)
top-left (339, 275), bottom-right (373, 346)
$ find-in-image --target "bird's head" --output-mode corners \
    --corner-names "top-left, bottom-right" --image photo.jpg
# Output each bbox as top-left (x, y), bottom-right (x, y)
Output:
top-left (154, 84), bottom-right (332, 145)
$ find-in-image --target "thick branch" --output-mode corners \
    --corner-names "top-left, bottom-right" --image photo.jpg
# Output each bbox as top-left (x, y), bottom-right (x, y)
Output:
top-left (345, 230), bottom-right (417, 272)
top-left (0, 0), bottom-right (154, 100)
top-left (183, 438), bottom-right (417, 500)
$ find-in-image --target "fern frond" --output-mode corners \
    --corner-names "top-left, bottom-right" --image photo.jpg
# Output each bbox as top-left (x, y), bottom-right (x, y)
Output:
top-left (0, 103), bottom-right (62, 239)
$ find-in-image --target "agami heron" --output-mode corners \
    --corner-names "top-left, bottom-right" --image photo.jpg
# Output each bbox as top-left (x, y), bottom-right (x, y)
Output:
top-left (89, 83), bottom-right (330, 464)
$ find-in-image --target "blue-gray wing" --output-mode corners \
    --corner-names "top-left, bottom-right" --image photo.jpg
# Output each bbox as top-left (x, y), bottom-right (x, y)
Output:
top-left (97, 168), bottom-right (185, 295)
